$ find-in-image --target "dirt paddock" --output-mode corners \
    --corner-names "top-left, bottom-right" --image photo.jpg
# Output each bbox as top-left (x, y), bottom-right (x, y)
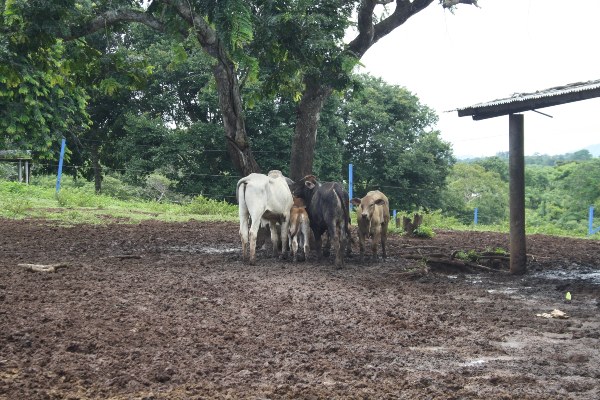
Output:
top-left (1, 219), bottom-right (599, 399)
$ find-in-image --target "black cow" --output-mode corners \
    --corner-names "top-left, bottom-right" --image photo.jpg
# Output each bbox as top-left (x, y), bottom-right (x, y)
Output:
top-left (292, 175), bottom-right (350, 267)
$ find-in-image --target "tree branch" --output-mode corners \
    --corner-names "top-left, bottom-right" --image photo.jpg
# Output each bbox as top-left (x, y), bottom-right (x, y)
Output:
top-left (63, 9), bottom-right (166, 41)
top-left (162, 0), bottom-right (218, 50)
top-left (349, 0), bottom-right (434, 57)
top-left (442, 0), bottom-right (479, 9)
top-left (348, 0), bottom-right (477, 58)
top-left (373, 0), bottom-right (434, 47)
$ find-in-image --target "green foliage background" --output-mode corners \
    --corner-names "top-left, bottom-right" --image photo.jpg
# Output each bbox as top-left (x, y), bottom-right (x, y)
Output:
top-left (2, 0), bottom-right (599, 237)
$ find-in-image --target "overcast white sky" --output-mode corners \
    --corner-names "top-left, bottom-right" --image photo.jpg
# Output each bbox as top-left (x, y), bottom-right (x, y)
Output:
top-left (357, 0), bottom-right (600, 158)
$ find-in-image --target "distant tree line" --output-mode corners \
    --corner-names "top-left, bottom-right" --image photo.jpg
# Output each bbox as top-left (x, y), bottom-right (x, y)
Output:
top-left (442, 153), bottom-right (600, 232)
top-left (1, 19), bottom-right (454, 212)
top-left (463, 149), bottom-right (594, 166)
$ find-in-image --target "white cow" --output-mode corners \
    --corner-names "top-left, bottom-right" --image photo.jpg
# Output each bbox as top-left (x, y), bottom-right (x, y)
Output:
top-left (237, 170), bottom-right (293, 264)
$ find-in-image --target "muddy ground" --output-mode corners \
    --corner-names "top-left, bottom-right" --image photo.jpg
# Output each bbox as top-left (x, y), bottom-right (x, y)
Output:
top-left (1, 219), bottom-right (599, 399)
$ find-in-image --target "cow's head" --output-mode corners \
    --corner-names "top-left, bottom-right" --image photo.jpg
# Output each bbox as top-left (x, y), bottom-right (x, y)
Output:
top-left (351, 196), bottom-right (386, 223)
top-left (291, 175), bottom-right (320, 202)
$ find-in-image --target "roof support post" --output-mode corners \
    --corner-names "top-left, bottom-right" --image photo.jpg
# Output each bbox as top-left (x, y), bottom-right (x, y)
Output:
top-left (509, 114), bottom-right (527, 274)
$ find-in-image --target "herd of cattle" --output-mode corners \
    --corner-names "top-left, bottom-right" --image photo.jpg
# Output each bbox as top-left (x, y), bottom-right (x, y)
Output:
top-left (236, 170), bottom-right (391, 267)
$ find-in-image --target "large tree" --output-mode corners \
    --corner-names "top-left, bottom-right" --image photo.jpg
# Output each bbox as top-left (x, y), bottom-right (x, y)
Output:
top-left (2, 0), bottom-right (478, 177)
top-left (341, 74), bottom-right (453, 210)
top-left (0, 0), bottom-right (90, 157)
top-left (288, 0), bottom-right (478, 179)
top-left (1, 0), bottom-right (259, 174)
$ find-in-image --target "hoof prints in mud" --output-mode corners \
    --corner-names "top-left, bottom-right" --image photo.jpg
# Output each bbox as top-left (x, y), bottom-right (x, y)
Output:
top-left (1, 219), bottom-right (599, 399)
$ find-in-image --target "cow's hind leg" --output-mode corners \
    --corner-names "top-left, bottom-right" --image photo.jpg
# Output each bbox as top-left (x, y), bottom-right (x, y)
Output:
top-left (329, 221), bottom-right (344, 268)
top-left (345, 224), bottom-right (353, 257)
top-left (279, 218), bottom-right (290, 260)
top-left (239, 217), bottom-right (250, 262)
top-left (300, 224), bottom-right (309, 262)
top-left (322, 233), bottom-right (331, 257)
top-left (338, 222), bottom-right (347, 267)
top-left (381, 224), bottom-right (388, 259)
top-left (240, 231), bottom-right (248, 261)
top-left (313, 227), bottom-right (323, 262)
top-left (248, 219), bottom-right (262, 265)
top-left (268, 222), bottom-right (280, 258)
top-left (291, 235), bottom-right (299, 262)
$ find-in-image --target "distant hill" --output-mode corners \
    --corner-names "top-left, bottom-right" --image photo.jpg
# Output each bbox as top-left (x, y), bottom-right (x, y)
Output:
top-left (459, 146), bottom-right (599, 165)
top-left (457, 143), bottom-right (600, 165)
top-left (585, 143), bottom-right (600, 157)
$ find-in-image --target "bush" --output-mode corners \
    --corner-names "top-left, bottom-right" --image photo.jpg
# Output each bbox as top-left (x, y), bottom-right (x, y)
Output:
top-left (0, 163), bottom-right (17, 180)
top-left (422, 210), bottom-right (465, 230)
top-left (412, 225), bottom-right (436, 238)
top-left (184, 195), bottom-right (237, 217)
top-left (145, 173), bottom-right (174, 201)
top-left (0, 198), bottom-right (32, 218)
top-left (55, 188), bottom-right (112, 208)
top-left (100, 175), bottom-right (140, 200)
top-left (454, 249), bottom-right (479, 262)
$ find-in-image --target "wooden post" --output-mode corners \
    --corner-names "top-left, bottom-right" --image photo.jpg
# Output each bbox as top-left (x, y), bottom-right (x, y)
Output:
top-left (509, 114), bottom-right (527, 274)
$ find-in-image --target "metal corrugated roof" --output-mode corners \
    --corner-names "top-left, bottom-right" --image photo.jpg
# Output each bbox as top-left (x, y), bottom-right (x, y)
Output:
top-left (454, 79), bottom-right (600, 120)
top-left (457, 79), bottom-right (600, 110)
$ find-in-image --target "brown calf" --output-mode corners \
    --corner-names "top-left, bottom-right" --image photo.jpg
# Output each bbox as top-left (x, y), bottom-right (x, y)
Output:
top-left (289, 197), bottom-right (310, 262)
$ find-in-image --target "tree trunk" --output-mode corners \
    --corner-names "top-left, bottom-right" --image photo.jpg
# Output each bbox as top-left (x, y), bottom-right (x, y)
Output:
top-left (212, 55), bottom-right (261, 177)
top-left (402, 213), bottom-right (423, 235)
top-left (162, 0), bottom-right (261, 177)
top-left (289, 81), bottom-right (333, 181)
top-left (91, 143), bottom-right (102, 194)
top-left (288, 0), bottom-right (440, 181)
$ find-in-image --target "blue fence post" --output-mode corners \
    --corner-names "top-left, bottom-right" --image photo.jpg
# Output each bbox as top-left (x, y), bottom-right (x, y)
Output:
top-left (474, 207), bottom-right (478, 225)
top-left (589, 206), bottom-right (600, 235)
top-left (348, 163), bottom-right (353, 211)
top-left (55, 138), bottom-right (66, 193)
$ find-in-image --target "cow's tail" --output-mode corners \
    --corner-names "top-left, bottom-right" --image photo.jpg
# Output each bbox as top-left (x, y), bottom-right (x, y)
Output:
top-left (236, 177), bottom-right (249, 219)
top-left (333, 184), bottom-right (350, 234)
top-left (335, 185), bottom-right (356, 252)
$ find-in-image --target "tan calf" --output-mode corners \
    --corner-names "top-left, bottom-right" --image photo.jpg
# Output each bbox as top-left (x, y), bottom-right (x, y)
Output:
top-left (350, 190), bottom-right (390, 261)
top-left (289, 197), bottom-right (310, 262)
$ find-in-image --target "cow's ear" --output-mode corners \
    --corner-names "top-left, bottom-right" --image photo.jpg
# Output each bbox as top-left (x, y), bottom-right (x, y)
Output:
top-left (374, 199), bottom-right (386, 206)
top-left (305, 181), bottom-right (315, 190)
top-left (350, 198), bottom-right (361, 206)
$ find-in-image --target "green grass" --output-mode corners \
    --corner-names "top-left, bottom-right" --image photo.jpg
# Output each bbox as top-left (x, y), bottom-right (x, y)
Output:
top-left (388, 209), bottom-right (595, 239)
top-left (1, 176), bottom-right (597, 239)
top-left (0, 177), bottom-right (238, 226)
